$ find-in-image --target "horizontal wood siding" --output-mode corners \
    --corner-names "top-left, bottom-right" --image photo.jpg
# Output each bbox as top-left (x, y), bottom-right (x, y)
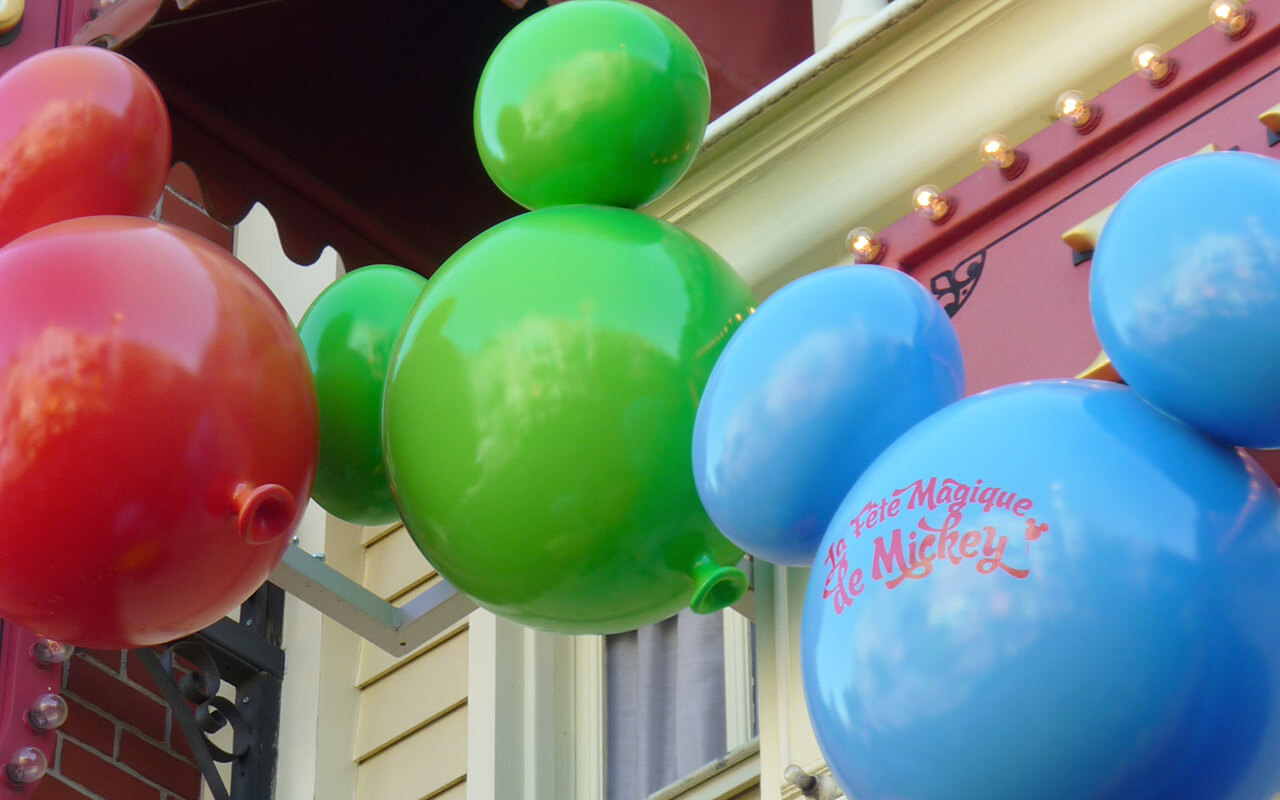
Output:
top-left (355, 525), bottom-right (469, 800)
top-left (355, 706), bottom-right (468, 800)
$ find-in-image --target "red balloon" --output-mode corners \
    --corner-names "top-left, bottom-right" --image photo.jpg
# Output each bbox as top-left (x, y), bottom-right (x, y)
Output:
top-left (0, 47), bottom-right (171, 248)
top-left (0, 217), bottom-right (317, 648)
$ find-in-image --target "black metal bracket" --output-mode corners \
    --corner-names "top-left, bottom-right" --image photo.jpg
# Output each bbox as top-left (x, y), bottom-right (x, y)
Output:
top-left (930, 250), bottom-right (985, 317)
top-left (135, 584), bottom-right (285, 800)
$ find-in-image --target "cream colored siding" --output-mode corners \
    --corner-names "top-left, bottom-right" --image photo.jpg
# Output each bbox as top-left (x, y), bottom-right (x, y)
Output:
top-left (354, 628), bottom-right (469, 759)
top-left (355, 706), bottom-right (468, 800)
top-left (434, 782), bottom-right (468, 800)
top-left (361, 523), bottom-right (439, 601)
top-left (355, 524), bottom-right (469, 800)
top-left (726, 787), bottom-right (761, 800)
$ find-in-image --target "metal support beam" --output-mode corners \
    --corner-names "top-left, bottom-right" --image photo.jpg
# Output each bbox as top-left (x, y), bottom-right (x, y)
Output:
top-left (270, 544), bottom-right (755, 655)
top-left (267, 544), bottom-right (476, 657)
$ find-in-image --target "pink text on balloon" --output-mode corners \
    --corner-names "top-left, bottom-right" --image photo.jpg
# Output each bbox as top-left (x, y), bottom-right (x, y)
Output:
top-left (824, 484), bottom-right (1049, 615)
top-left (848, 476), bottom-right (1035, 539)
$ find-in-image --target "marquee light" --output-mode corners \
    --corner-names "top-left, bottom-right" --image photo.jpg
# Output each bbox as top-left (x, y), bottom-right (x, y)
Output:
top-left (912, 185), bottom-right (955, 224)
top-left (846, 227), bottom-right (885, 264)
top-left (5, 747), bottom-right (45, 786)
top-left (1210, 0), bottom-right (1253, 38)
top-left (1132, 43), bottom-right (1176, 86)
top-left (1056, 90), bottom-right (1101, 133)
top-left (979, 134), bottom-right (1028, 179)
top-left (27, 693), bottom-right (68, 733)
top-left (29, 639), bottom-right (71, 668)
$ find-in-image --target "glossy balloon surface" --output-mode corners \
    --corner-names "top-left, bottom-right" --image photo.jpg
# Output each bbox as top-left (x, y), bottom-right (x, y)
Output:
top-left (802, 380), bottom-right (1280, 800)
top-left (384, 205), bottom-right (753, 633)
top-left (693, 266), bottom-right (964, 566)
top-left (0, 47), bottom-right (171, 248)
top-left (474, 0), bottom-right (710, 210)
top-left (298, 264), bottom-right (426, 525)
top-left (0, 217), bottom-right (317, 649)
top-left (1091, 151), bottom-right (1280, 448)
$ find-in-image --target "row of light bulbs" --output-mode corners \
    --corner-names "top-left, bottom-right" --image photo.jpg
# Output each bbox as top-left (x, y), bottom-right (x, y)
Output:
top-left (847, 0), bottom-right (1254, 265)
top-left (4, 639), bottom-right (73, 787)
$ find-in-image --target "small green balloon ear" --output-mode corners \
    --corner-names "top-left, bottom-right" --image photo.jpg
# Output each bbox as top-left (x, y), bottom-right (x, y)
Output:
top-left (297, 264), bottom-right (427, 526)
top-left (474, 0), bottom-right (710, 210)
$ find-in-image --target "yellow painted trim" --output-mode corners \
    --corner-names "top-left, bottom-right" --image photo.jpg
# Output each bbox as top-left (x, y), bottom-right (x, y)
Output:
top-left (1075, 351), bottom-right (1122, 383)
top-left (0, 0), bottom-right (23, 36)
top-left (1260, 103), bottom-right (1280, 134)
top-left (1063, 144), bottom-right (1215, 254)
top-left (1061, 202), bottom-right (1116, 255)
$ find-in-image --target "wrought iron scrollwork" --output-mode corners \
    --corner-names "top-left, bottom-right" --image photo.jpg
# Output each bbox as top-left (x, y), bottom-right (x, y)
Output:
top-left (136, 584), bottom-right (285, 800)
top-left (930, 250), bottom-right (985, 317)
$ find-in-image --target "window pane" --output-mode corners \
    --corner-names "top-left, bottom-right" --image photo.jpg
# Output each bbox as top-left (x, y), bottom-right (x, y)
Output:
top-left (605, 609), bottom-right (728, 799)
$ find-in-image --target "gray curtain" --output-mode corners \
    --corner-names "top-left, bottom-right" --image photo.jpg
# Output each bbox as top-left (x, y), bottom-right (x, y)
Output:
top-left (605, 609), bottom-right (727, 799)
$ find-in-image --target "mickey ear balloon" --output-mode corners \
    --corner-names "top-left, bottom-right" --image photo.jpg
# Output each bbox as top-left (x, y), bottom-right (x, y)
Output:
top-left (298, 264), bottom-right (426, 525)
top-left (0, 217), bottom-right (317, 649)
top-left (802, 379), bottom-right (1280, 800)
top-left (383, 205), bottom-right (753, 634)
top-left (1090, 151), bottom-right (1280, 448)
top-left (0, 47), bottom-right (171, 247)
top-left (473, 0), bottom-right (710, 209)
top-left (692, 265), bottom-right (964, 566)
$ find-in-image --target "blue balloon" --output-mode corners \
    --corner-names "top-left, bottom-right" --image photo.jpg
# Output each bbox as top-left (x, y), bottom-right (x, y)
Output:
top-left (692, 265), bottom-right (963, 566)
top-left (801, 380), bottom-right (1280, 800)
top-left (1091, 151), bottom-right (1280, 449)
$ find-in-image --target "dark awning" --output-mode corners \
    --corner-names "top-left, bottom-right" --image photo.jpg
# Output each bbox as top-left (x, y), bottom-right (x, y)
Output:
top-left (54, 0), bottom-right (811, 275)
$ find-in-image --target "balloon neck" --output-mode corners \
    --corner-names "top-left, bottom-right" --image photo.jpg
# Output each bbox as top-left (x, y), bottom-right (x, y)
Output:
top-left (235, 483), bottom-right (296, 545)
top-left (688, 554), bottom-right (748, 615)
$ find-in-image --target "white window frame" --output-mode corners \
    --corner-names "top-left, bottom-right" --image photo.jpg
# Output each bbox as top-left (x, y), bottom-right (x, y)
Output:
top-left (466, 607), bottom-right (759, 800)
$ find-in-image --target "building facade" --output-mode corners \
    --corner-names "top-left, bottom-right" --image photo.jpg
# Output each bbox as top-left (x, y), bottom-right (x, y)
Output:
top-left (4, 0), bottom-right (1274, 798)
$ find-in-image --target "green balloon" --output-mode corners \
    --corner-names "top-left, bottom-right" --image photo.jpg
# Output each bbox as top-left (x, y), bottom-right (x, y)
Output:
top-left (384, 206), bottom-right (754, 634)
top-left (474, 0), bottom-right (710, 210)
top-left (298, 264), bottom-right (427, 525)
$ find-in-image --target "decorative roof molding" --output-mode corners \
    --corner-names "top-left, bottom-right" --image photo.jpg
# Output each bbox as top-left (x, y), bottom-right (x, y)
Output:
top-left (645, 0), bottom-right (1209, 294)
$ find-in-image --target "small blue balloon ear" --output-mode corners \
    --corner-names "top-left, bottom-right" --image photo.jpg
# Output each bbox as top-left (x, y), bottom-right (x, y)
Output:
top-left (1090, 150), bottom-right (1280, 449)
top-left (802, 379), bottom-right (1280, 800)
top-left (691, 265), bottom-right (964, 567)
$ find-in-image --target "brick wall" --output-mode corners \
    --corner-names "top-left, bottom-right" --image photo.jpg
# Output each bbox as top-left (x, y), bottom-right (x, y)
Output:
top-left (29, 167), bottom-right (235, 800)
top-left (32, 650), bottom-right (203, 800)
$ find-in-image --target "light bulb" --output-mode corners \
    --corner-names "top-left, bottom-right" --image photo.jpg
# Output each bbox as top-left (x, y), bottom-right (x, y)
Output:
top-left (5, 747), bottom-right (46, 786)
top-left (28, 694), bottom-right (68, 732)
top-left (1132, 44), bottom-right (1174, 85)
top-left (979, 135), bottom-right (1015, 169)
top-left (1210, 0), bottom-right (1252, 37)
top-left (845, 227), bottom-right (884, 264)
top-left (30, 639), bottom-right (72, 667)
top-left (912, 185), bottom-right (954, 224)
top-left (1056, 90), bottom-right (1100, 133)
top-left (978, 134), bottom-right (1027, 178)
